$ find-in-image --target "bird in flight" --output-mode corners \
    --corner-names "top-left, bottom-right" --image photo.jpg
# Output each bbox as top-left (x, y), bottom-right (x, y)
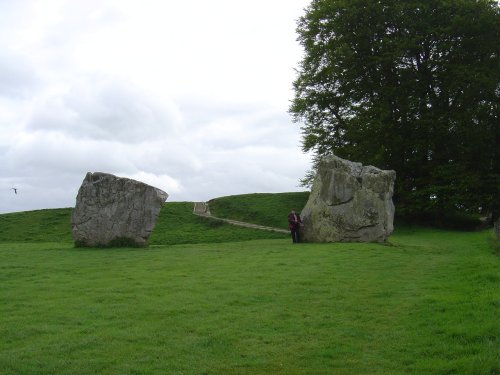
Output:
top-left (11, 188), bottom-right (18, 194)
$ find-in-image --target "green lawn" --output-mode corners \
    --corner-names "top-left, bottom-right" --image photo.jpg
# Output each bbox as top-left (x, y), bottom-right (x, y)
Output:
top-left (0, 229), bottom-right (498, 374)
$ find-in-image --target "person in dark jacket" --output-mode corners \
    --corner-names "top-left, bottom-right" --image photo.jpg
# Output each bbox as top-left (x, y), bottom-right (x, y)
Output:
top-left (288, 209), bottom-right (302, 243)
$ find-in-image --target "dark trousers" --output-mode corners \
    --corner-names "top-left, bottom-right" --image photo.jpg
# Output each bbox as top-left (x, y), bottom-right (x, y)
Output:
top-left (290, 227), bottom-right (300, 243)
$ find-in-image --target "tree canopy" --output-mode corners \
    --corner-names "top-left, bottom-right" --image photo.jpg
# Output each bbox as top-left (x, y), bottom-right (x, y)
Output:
top-left (291, 0), bottom-right (500, 225)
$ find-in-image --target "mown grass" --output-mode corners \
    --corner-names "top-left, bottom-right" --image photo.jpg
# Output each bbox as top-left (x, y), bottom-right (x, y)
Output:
top-left (0, 194), bottom-right (498, 374)
top-left (0, 229), bottom-right (498, 374)
top-left (208, 192), bottom-right (310, 229)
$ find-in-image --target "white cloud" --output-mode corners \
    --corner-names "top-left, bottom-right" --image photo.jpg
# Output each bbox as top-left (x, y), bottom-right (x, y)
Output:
top-left (120, 171), bottom-right (182, 196)
top-left (0, 0), bottom-right (311, 214)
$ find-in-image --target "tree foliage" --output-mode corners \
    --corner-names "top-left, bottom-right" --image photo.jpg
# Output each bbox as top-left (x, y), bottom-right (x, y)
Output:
top-left (291, 0), bottom-right (500, 224)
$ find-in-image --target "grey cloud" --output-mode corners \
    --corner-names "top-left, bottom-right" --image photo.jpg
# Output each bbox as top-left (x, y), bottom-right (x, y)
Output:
top-left (0, 138), bottom-right (186, 214)
top-left (43, 4), bottom-right (123, 49)
top-left (27, 80), bottom-right (181, 143)
top-left (0, 171), bottom-right (83, 214)
top-left (0, 48), bottom-right (40, 98)
top-left (169, 144), bottom-right (310, 202)
top-left (179, 97), bottom-right (300, 151)
top-left (5, 137), bottom-right (133, 176)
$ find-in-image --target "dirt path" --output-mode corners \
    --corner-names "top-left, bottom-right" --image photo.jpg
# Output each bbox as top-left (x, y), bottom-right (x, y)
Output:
top-left (193, 202), bottom-right (289, 234)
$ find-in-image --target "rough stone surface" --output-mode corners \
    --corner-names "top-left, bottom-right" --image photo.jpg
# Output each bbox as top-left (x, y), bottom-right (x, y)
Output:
top-left (71, 172), bottom-right (168, 247)
top-left (301, 155), bottom-right (396, 243)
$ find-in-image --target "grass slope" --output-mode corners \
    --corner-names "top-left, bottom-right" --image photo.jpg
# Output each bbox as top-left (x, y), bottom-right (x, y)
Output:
top-left (0, 202), bottom-right (287, 245)
top-left (0, 230), bottom-right (498, 374)
top-left (149, 202), bottom-right (286, 245)
top-left (208, 192), bottom-right (310, 229)
top-left (0, 208), bottom-right (73, 243)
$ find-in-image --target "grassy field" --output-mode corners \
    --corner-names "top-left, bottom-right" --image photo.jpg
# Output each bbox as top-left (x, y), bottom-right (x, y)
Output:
top-left (0, 194), bottom-right (498, 374)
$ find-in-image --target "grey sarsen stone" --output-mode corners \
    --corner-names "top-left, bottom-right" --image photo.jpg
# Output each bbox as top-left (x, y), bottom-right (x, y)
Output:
top-left (71, 172), bottom-right (168, 247)
top-left (301, 155), bottom-right (395, 243)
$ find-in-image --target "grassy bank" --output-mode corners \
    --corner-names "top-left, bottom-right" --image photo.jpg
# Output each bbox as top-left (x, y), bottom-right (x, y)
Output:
top-left (149, 202), bottom-right (286, 245)
top-left (0, 229), bottom-right (498, 374)
top-left (0, 208), bottom-right (73, 243)
top-left (208, 192), bottom-right (310, 229)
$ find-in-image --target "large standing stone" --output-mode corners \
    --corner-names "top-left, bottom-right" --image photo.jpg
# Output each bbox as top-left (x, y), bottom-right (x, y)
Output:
top-left (71, 172), bottom-right (168, 247)
top-left (301, 155), bottom-right (396, 243)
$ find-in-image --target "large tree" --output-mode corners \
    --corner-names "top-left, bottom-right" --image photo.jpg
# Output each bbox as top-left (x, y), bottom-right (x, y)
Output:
top-left (291, 0), bottom-right (500, 224)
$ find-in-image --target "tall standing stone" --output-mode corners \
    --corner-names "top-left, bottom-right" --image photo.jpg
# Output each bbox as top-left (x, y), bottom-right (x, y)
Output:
top-left (71, 172), bottom-right (168, 247)
top-left (301, 155), bottom-right (396, 243)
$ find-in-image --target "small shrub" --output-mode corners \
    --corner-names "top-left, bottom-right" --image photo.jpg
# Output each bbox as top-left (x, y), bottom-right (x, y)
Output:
top-left (396, 211), bottom-right (481, 231)
top-left (74, 237), bottom-right (144, 248)
top-left (208, 219), bottom-right (224, 228)
top-left (74, 240), bottom-right (87, 248)
top-left (107, 237), bottom-right (144, 248)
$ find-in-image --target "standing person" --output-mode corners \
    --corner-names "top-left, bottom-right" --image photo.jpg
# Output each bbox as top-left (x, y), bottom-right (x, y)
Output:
top-left (288, 209), bottom-right (302, 243)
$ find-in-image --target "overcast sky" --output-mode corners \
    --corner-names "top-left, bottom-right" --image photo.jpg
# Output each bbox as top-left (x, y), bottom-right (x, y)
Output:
top-left (0, 0), bottom-right (312, 214)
